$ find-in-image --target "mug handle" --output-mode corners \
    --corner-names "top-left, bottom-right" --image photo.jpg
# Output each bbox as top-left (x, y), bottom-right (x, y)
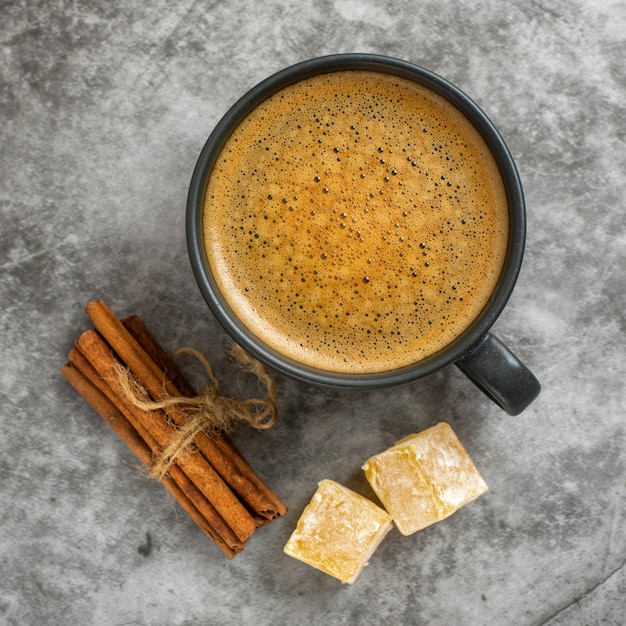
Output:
top-left (455, 333), bottom-right (541, 416)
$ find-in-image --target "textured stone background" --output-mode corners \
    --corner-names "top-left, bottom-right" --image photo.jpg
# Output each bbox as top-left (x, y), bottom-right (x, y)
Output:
top-left (1, 1), bottom-right (625, 624)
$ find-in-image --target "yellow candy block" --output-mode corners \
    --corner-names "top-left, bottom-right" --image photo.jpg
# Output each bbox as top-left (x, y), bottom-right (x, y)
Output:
top-left (362, 422), bottom-right (488, 536)
top-left (283, 479), bottom-right (393, 584)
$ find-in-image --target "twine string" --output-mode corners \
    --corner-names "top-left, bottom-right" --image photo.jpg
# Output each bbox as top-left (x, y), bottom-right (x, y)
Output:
top-left (112, 345), bottom-right (277, 479)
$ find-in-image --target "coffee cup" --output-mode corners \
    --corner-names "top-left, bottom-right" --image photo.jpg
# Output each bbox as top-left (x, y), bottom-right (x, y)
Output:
top-left (187, 53), bottom-right (540, 415)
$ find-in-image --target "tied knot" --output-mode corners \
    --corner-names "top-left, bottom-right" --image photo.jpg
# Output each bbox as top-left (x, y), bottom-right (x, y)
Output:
top-left (112, 344), bottom-right (277, 480)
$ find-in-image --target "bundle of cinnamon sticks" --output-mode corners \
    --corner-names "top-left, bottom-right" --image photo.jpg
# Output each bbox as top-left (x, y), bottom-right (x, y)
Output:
top-left (61, 300), bottom-right (287, 558)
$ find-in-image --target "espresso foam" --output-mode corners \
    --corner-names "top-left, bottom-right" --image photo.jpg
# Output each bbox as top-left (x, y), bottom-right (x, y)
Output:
top-left (203, 71), bottom-right (508, 373)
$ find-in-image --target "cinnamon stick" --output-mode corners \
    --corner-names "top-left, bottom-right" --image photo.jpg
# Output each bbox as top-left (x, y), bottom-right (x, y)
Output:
top-left (61, 362), bottom-right (238, 558)
top-left (62, 361), bottom-right (150, 465)
top-left (67, 346), bottom-right (244, 554)
top-left (121, 313), bottom-right (287, 520)
top-left (122, 314), bottom-right (196, 396)
top-left (86, 300), bottom-right (286, 521)
top-left (75, 327), bottom-right (257, 544)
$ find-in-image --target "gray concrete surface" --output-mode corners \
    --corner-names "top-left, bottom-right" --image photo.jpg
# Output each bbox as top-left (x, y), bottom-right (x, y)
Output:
top-left (1, 1), bottom-right (625, 624)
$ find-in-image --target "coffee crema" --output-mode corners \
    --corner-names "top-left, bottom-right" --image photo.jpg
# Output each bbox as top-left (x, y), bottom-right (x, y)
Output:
top-left (203, 71), bottom-right (509, 374)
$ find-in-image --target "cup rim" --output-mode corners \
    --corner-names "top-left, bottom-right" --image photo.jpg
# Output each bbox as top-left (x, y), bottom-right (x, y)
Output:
top-left (186, 53), bottom-right (526, 389)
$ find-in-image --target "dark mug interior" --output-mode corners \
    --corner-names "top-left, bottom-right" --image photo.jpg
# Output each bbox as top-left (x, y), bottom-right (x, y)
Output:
top-left (187, 53), bottom-right (526, 391)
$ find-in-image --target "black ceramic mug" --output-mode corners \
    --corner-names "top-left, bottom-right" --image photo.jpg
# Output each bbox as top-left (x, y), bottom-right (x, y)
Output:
top-left (187, 54), bottom-right (541, 415)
